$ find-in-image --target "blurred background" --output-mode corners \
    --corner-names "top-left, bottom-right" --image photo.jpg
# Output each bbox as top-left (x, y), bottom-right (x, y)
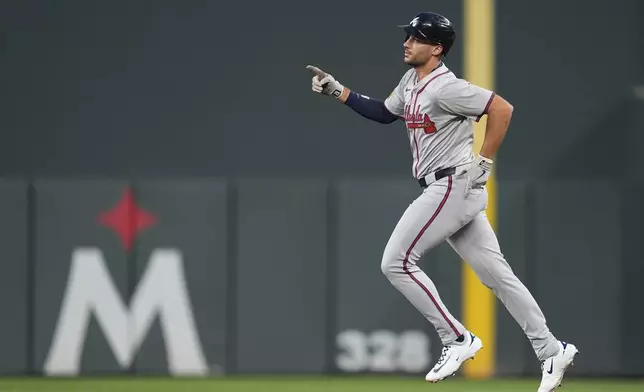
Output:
top-left (1, 0), bottom-right (643, 390)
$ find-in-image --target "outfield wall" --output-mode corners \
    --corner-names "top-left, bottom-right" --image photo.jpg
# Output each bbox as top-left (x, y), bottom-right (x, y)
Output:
top-left (0, 177), bottom-right (642, 377)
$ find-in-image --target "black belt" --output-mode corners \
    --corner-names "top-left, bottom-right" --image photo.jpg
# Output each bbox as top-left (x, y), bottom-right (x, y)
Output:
top-left (418, 167), bottom-right (456, 188)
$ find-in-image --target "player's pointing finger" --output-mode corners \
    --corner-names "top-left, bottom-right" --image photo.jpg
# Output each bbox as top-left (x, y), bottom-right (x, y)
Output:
top-left (306, 65), bottom-right (326, 78)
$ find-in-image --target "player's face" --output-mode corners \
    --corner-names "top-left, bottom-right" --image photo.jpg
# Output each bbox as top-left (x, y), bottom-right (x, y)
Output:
top-left (403, 36), bottom-right (443, 66)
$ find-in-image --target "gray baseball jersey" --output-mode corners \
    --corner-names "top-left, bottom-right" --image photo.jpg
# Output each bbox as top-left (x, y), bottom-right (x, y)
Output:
top-left (384, 63), bottom-right (495, 179)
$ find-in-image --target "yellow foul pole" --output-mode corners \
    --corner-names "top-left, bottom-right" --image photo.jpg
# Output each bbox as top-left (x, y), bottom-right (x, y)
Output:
top-left (462, 0), bottom-right (497, 379)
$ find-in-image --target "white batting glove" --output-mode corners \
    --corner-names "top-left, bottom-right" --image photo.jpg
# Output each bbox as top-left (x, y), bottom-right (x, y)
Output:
top-left (468, 155), bottom-right (493, 189)
top-left (306, 65), bottom-right (344, 98)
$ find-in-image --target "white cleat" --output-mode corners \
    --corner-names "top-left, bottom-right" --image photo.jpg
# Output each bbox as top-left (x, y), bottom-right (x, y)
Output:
top-left (425, 332), bottom-right (483, 383)
top-left (538, 341), bottom-right (579, 392)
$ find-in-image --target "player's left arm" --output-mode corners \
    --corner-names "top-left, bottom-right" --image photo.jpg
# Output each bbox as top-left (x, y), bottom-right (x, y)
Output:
top-left (478, 93), bottom-right (513, 159)
top-left (437, 79), bottom-right (513, 187)
top-left (471, 93), bottom-right (512, 187)
top-left (437, 79), bottom-right (513, 159)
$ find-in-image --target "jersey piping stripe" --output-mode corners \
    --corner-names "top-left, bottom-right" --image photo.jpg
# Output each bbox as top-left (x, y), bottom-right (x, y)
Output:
top-left (409, 90), bottom-right (420, 178)
top-left (413, 132), bottom-right (420, 178)
top-left (476, 92), bottom-right (496, 122)
top-left (417, 70), bottom-right (451, 94)
top-left (409, 70), bottom-right (451, 179)
top-left (401, 175), bottom-right (461, 336)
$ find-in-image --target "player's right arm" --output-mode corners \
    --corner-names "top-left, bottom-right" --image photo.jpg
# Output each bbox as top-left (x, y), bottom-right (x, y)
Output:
top-left (306, 65), bottom-right (402, 124)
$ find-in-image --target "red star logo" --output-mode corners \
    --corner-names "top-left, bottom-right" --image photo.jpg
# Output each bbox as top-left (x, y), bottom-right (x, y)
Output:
top-left (97, 186), bottom-right (157, 251)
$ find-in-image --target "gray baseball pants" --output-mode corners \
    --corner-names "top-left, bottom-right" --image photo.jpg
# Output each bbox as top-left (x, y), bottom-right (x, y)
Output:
top-left (380, 172), bottom-right (559, 361)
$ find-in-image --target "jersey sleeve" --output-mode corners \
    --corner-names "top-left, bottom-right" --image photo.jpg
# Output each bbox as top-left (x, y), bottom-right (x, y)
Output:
top-left (437, 79), bottom-right (495, 122)
top-left (383, 79), bottom-right (406, 118)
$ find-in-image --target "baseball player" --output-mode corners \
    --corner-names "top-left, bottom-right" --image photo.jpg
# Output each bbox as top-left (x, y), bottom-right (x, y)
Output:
top-left (307, 12), bottom-right (578, 391)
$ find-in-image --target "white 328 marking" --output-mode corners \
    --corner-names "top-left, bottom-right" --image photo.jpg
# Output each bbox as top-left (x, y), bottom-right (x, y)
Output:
top-left (335, 330), bottom-right (431, 373)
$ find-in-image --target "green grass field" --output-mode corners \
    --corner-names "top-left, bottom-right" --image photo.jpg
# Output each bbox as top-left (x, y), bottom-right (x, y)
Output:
top-left (0, 376), bottom-right (642, 392)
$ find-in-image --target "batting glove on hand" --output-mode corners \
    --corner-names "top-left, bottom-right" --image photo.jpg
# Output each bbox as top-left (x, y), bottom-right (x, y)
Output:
top-left (306, 65), bottom-right (344, 98)
top-left (469, 155), bottom-right (493, 189)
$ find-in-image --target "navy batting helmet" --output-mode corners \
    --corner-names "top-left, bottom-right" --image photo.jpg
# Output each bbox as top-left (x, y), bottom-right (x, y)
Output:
top-left (399, 12), bottom-right (456, 55)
